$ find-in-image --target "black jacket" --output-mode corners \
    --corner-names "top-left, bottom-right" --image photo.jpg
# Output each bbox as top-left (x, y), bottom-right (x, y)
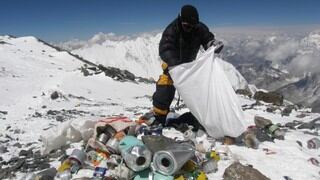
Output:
top-left (159, 16), bottom-right (215, 67)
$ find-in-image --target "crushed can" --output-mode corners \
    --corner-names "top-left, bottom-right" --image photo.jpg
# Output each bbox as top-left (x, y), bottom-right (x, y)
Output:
top-left (93, 160), bottom-right (108, 179)
top-left (98, 133), bottom-right (112, 144)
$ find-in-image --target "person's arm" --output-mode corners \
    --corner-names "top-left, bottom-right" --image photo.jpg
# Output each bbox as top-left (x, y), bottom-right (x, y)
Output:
top-left (199, 23), bottom-right (223, 53)
top-left (159, 25), bottom-right (179, 67)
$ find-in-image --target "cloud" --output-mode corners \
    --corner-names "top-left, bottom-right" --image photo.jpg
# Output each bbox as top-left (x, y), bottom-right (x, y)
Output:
top-left (56, 26), bottom-right (320, 77)
top-left (216, 27), bottom-right (320, 76)
top-left (288, 53), bottom-right (320, 75)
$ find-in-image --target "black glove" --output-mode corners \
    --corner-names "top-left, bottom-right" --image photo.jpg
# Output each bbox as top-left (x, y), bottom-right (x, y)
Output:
top-left (207, 40), bottom-right (224, 54)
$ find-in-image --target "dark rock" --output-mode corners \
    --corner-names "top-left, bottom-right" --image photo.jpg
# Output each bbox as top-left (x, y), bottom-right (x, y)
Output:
top-left (0, 157), bottom-right (3, 162)
top-left (0, 145), bottom-right (8, 153)
top-left (0, 167), bottom-right (14, 179)
top-left (26, 142), bottom-right (34, 147)
top-left (19, 149), bottom-right (33, 158)
top-left (223, 162), bottom-right (270, 180)
top-left (303, 131), bottom-right (319, 136)
top-left (0, 41), bottom-right (9, 45)
top-left (298, 122), bottom-right (315, 130)
top-left (8, 156), bottom-right (20, 165)
top-left (236, 89), bottom-right (252, 97)
top-left (13, 142), bottom-right (22, 148)
top-left (284, 120), bottom-right (302, 129)
top-left (14, 129), bottom-right (22, 134)
top-left (254, 91), bottom-right (284, 106)
top-left (50, 91), bottom-right (59, 100)
top-left (36, 163), bottom-right (51, 170)
top-left (13, 158), bottom-right (25, 170)
top-left (0, 111), bottom-right (8, 115)
top-left (47, 110), bottom-right (59, 115)
top-left (255, 129), bottom-right (274, 142)
top-left (136, 77), bottom-right (156, 84)
top-left (282, 105), bottom-right (296, 116)
top-left (266, 107), bottom-right (274, 113)
top-left (42, 105), bottom-right (47, 109)
top-left (55, 115), bottom-right (64, 122)
top-left (98, 64), bottom-right (136, 82)
top-left (283, 176), bottom-right (293, 180)
top-left (254, 116), bottom-right (272, 128)
top-left (37, 167), bottom-right (57, 180)
top-left (296, 113), bottom-right (307, 118)
top-left (81, 66), bottom-right (91, 76)
top-left (48, 149), bottom-right (65, 159)
top-left (296, 141), bottom-right (303, 147)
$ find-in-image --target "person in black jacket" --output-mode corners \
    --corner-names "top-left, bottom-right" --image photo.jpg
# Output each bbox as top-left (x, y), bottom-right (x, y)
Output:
top-left (151, 5), bottom-right (223, 125)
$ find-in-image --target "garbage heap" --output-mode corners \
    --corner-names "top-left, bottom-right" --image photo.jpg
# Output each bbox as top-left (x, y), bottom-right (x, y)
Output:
top-left (53, 116), bottom-right (219, 180)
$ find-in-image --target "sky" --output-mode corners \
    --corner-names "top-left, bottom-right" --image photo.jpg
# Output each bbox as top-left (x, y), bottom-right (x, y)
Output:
top-left (0, 0), bottom-right (320, 42)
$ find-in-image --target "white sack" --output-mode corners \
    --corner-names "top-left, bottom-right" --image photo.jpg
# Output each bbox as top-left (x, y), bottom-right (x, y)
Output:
top-left (40, 117), bottom-right (96, 154)
top-left (169, 47), bottom-right (248, 138)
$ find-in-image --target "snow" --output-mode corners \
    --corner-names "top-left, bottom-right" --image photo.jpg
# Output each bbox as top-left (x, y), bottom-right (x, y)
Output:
top-left (71, 33), bottom-right (163, 80)
top-left (1, 36), bottom-right (320, 179)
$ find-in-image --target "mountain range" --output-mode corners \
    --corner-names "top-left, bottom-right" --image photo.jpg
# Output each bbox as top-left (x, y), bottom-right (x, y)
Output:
top-left (57, 29), bottom-right (320, 111)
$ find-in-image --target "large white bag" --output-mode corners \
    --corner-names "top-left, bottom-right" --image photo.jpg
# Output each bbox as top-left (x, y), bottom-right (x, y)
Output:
top-left (169, 47), bottom-right (247, 138)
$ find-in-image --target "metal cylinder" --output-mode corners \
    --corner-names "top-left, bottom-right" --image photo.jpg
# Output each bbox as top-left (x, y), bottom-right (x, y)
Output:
top-left (119, 136), bottom-right (151, 172)
top-left (69, 149), bottom-right (87, 166)
top-left (98, 133), bottom-right (111, 144)
top-left (106, 137), bottom-right (120, 154)
top-left (153, 143), bottom-right (195, 175)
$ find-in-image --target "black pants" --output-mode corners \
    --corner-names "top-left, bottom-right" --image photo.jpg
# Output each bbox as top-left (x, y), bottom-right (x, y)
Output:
top-left (152, 63), bottom-right (175, 117)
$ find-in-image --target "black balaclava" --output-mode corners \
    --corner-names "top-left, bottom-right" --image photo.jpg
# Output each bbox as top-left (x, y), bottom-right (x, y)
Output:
top-left (180, 5), bottom-right (199, 35)
top-left (180, 5), bottom-right (199, 26)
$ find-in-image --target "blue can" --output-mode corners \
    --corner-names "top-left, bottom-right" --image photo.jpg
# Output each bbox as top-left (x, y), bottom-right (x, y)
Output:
top-left (93, 166), bottom-right (107, 178)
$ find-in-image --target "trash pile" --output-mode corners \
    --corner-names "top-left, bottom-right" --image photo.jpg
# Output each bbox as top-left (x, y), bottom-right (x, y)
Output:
top-left (18, 112), bottom-right (320, 180)
top-left (32, 115), bottom-right (224, 180)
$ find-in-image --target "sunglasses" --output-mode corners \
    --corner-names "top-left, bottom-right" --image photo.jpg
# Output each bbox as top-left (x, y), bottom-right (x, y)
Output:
top-left (182, 22), bottom-right (195, 30)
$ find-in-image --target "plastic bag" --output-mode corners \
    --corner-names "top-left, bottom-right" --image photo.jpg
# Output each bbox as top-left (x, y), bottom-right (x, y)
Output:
top-left (40, 117), bottom-right (96, 154)
top-left (169, 47), bottom-right (247, 138)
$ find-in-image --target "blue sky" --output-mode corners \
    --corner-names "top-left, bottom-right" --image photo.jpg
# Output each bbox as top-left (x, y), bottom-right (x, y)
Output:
top-left (0, 0), bottom-right (319, 42)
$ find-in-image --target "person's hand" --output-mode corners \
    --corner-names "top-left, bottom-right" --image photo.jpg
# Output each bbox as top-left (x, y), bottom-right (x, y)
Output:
top-left (207, 40), bottom-right (224, 53)
top-left (214, 41), bottom-right (224, 53)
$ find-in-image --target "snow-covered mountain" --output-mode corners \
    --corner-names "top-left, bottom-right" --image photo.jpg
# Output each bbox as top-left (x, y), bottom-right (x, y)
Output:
top-left (1, 34), bottom-right (320, 180)
top-left (59, 32), bottom-right (249, 90)
top-left (220, 30), bottom-right (320, 111)
top-left (59, 30), bottom-right (320, 111)
top-left (0, 35), bottom-right (155, 142)
top-left (64, 32), bottom-right (163, 80)
top-left (276, 72), bottom-right (320, 112)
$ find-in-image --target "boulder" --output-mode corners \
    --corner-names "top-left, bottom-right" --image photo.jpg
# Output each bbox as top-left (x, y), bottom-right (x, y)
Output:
top-left (236, 89), bottom-right (252, 97)
top-left (223, 162), bottom-right (270, 180)
top-left (281, 105), bottom-right (296, 116)
top-left (254, 91), bottom-right (283, 106)
top-left (50, 91), bottom-right (59, 100)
